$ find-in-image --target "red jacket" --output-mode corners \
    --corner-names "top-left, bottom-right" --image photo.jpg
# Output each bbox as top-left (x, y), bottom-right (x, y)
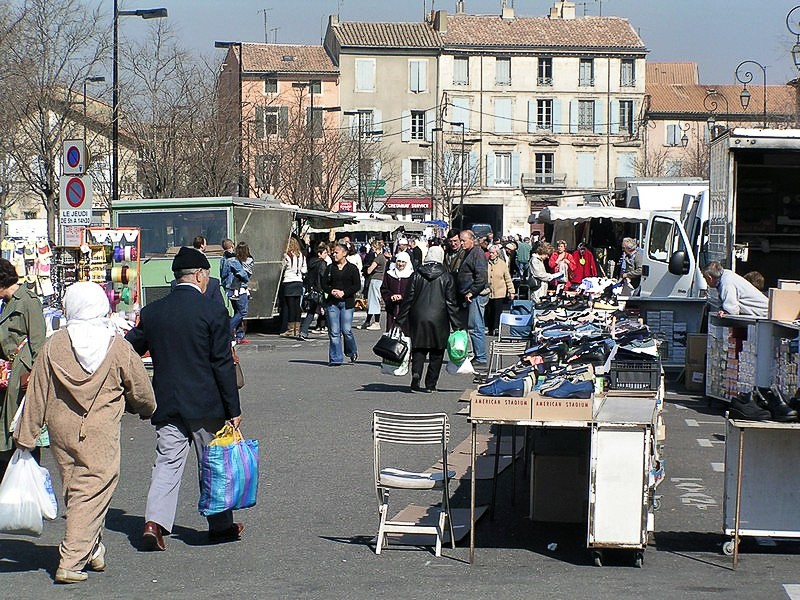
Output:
top-left (570, 248), bottom-right (598, 285)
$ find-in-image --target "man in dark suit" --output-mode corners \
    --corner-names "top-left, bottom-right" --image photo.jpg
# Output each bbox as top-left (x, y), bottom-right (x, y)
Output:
top-left (168, 235), bottom-right (232, 316)
top-left (126, 247), bottom-right (243, 550)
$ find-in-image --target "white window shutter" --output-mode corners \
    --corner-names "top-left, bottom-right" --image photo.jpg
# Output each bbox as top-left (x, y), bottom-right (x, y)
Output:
top-left (409, 61), bottom-right (419, 93)
top-left (594, 100), bottom-right (604, 134)
top-left (425, 110), bottom-right (434, 141)
top-left (511, 153), bottom-right (520, 187)
top-left (418, 60), bottom-right (427, 93)
top-left (401, 158), bottom-right (411, 188)
top-left (486, 153), bottom-right (496, 186)
top-left (528, 100), bottom-right (537, 133)
top-left (372, 109), bottom-right (383, 140)
top-left (609, 99), bottom-right (619, 134)
top-left (401, 110), bottom-right (411, 142)
top-left (552, 99), bottom-right (562, 134)
top-left (469, 151), bottom-right (479, 187)
top-left (569, 99), bottom-right (578, 134)
top-left (349, 114), bottom-right (358, 139)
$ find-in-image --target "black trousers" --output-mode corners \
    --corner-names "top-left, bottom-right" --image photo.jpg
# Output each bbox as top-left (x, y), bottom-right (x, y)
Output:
top-left (410, 348), bottom-right (446, 390)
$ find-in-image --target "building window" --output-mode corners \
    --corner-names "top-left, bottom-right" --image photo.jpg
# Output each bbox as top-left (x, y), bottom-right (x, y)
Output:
top-left (535, 153), bottom-right (554, 184)
top-left (409, 60), bottom-right (428, 93)
top-left (538, 57), bottom-right (553, 86)
top-left (495, 57), bottom-right (511, 86)
top-left (494, 98), bottom-right (512, 133)
top-left (410, 158), bottom-right (426, 187)
top-left (411, 110), bottom-right (425, 140)
top-left (578, 100), bottom-right (594, 132)
top-left (495, 152), bottom-right (511, 185)
top-left (619, 100), bottom-right (634, 135)
top-left (537, 99), bottom-right (553, 131)
top-left (264, 79), bottom-right (277, 94)
top-left (451, 97), bottom-right (469, 131)
top-left (666, 123), bottom-right (681, 146)
top-left (255, 153), bottom-right (280, 190)
top-left (255, 106), bottom-right (279, 138)
top-left (453, 57), bottom-right (469, 85)
top-left (620, 59), bottom-right (635, 87)
top-left (355, 58), bottom-right (376, 92)
top-left (307, 107), bottom-right (323, 138)
top-left (310, 80), bottom-right (322, 94)
top-left (579, 58), bottom-right (594, 87)
top-left (23, 211), bottom-right (37, 220)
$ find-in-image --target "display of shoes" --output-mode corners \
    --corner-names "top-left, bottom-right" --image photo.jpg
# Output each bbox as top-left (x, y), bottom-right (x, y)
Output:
top-left (478, 374), bottom-right (533, 397)
top-left (540, 378), bottom-right (594, 399)
top-left (730, 392), bottom-right (771, 421)
top-left (754, 387), bottom-right (798, 422)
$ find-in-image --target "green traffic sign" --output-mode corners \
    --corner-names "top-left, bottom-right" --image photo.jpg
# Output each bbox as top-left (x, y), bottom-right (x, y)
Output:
top-left (366, 188), bottom-right (386, 197)
top-left (365, 179), bottom-right (386, 187)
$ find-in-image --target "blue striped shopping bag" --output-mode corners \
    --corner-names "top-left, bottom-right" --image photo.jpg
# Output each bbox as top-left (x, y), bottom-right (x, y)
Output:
top-left (198, 425), bottom-right (259, 516)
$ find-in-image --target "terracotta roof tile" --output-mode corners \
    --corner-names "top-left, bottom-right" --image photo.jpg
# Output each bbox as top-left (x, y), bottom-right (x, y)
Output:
top-left (441, 14), bottom-right (646, 50)
top-left (241, 43), bottom-right (337, 74)
top-left (646, 83), bottom-right (796, 116)
top-left (332, 22), bottom-right (441, 49)
top-left (646, 62), bottom-right (698, 85)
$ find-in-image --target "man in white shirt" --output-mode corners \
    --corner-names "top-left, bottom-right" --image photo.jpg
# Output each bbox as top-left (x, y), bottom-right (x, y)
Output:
top-left (702, 261), bottom-right (768, 318)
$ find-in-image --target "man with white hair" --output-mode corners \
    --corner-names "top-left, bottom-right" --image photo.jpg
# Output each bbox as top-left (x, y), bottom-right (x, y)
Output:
top-left (702, 261), bottom-right (768, 318)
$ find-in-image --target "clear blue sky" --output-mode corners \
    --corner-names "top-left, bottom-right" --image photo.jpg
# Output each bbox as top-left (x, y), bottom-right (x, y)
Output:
top-left (126, 0), bottom-right (800, 85)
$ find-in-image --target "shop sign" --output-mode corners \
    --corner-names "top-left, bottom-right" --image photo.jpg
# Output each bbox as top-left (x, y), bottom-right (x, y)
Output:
top-left (338, 200), bottom-right (353, 212)
top-left (384, 198), bottom-right (432, 210)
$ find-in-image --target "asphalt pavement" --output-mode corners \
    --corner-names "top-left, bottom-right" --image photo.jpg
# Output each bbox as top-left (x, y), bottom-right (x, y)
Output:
top-left (2, 320), bottom-right (800, 599)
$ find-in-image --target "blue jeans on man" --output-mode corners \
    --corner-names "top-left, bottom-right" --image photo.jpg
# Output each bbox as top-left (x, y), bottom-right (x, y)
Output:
top-left (468, 293), bottom-right (489, 363)
top-left (230, 293), bottom-right (249, 341)
top-left (326, 301), bottom-right (357, 365)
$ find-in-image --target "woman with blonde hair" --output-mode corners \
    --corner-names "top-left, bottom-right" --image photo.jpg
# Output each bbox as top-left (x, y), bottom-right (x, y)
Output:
top-left (486, 244), bottom-right (515, 335)
top-left (15, 282), bottom-right (155, 583)
top-left (280, 236), bottom-right (307, 338)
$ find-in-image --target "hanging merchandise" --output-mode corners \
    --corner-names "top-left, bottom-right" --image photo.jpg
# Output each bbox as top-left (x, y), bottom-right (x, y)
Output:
top-left (83, 228), bottom-right (142, 322)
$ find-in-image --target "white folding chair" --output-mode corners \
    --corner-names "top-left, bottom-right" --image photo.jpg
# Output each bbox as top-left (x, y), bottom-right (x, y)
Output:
top-left (488, 340), bottom-right (528, 376)
top-left (372, 411), bottom-right (456, 556)
top-left (497, 311), bottom-right (532, 342)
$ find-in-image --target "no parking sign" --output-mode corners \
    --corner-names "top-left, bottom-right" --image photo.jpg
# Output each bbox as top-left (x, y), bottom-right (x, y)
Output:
top-left (59, 175), bottom-right (92, 225)
top-left (62, 139), bottom-right (87, 175)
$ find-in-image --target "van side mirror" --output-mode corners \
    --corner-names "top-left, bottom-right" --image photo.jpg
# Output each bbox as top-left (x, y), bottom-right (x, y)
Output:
top-left (668, 250), bottom-right (689, 275)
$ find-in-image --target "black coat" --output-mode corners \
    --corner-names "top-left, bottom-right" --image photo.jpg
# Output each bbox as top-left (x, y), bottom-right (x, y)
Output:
top-left (125, 285), bottom-right (240, 424)
top-left (396, 262), bottom-right (461, 349)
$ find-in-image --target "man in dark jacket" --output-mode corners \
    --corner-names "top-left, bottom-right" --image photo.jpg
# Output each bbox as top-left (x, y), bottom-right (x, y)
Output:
top-left (457, 230), bottom-right (489, 366)
top-left (126, 247), bottom-right (243, 550)
top-left (396, 246), bottom-right (461, 392)
top-left (444, 228), bottom-right (465, 275)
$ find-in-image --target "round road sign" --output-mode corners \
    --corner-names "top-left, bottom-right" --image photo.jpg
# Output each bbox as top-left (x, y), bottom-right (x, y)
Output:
top-left (66, 145), bottom-right (81, 168)
top-left (65, 177), bottom-right (85, 208)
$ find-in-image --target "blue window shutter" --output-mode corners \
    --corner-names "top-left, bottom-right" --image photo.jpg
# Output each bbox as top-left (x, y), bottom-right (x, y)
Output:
top-left (401, 159), bottom-right (411, 188)
top-left (569, 99), bottom-right (578, 134)
top-left (401, 110), bottom-right (411, 142)
top-left (349, 114), bottom-right (358, 139)
top-left (609, 99), bottom-right (619, 134)
top-left (469, 151), bottom-right (478, 186)
top-left (528, 100), bottom-right (537, 133)
top-left (511, 152), bottom-right (520, 187)
top-left (486, 153), bottom-right (496, 186)
top-left (552, 99), bottom-right (562, 133)
top-left (594, 100), bottom-right (604, 134)
top-left (577, 153), bottom-right (595, 187)
top-left (425, 110), bottom-right (434, 141)
top-left (372, 109), bottom-right (382, 140)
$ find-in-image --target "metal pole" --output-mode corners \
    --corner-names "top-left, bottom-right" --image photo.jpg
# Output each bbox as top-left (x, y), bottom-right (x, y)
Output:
top-left (459, 122), bottom-right (465, 230)
top-left (112, 0), bottom-right (119, 202)
top-left (310, 83), bottom-right (314, 206)
top-left (237, 44), bottom-right (243, 196)
top-left (83, 78), bottom-right (88, 147)
top-left (357, 112), bottom-right (363, 211)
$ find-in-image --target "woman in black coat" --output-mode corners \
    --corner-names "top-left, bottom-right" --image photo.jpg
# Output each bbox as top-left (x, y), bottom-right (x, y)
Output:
top-left (395, 246), bottom-right (461, 393)
top-left (298, 243), bottom-right (329, 340)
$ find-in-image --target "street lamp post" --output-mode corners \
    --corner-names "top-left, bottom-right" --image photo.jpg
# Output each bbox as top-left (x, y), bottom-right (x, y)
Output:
top-left (787, 6), bottom-right (800, 69)
top-left (735, 60), bottom-right (768, 128)
top-left (430, 126), bottom-right (443, 221)
top-left (703, 89), bottom-right (729, 138)
top-left (83, 76), bottom-right (105, 146)
top-left (113, 2), bottom-right (167, 202)
top-left (679, 122), bottom-right (690, 148)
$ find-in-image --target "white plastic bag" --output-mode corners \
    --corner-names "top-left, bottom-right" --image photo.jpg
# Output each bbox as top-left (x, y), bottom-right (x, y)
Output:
top-left (0, 449), bottom-right (48, 535)
top-left (381, 333), bottom-right (411, 376)
top-left (446, 356), bottom-right (475, 375)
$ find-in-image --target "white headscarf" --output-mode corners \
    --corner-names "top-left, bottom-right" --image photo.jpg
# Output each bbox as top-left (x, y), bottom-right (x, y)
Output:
top-left (388, 251), bottom-right (414, 279)
top-left (64, 282), bottom-right (115, 374)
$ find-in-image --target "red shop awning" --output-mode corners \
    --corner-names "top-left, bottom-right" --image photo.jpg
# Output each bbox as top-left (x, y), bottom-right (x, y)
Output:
top-left (384, 198), bottom-right (432, 209)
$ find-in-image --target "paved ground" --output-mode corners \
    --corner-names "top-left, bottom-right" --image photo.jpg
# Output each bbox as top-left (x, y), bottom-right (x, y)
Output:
top-left (2, 320), bottom-right (800, 599)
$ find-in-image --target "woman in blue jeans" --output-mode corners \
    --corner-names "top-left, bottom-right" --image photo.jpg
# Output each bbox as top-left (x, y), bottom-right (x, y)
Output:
top-left (321, 243), bottom-right (361, 366)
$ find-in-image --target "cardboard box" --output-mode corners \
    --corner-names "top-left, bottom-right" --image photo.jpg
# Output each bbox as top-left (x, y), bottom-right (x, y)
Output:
top-left (685, 362), bottom-right (705, 393)
top-left (687, 334), bottom-right (708, 364)
top-left (778, 279), bottom-right (800, 290)
top-left (768, 288), bottom-right (800, 322)
top-left (530, 392), bottom-right (593, 422)
top-left (469, 390), bottom-right (532, 420)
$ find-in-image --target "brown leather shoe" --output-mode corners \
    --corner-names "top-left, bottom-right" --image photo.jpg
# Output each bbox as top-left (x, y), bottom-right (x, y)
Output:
top-left (208, 522), bottom-right (244, 544)
top-left (142, 521), bottom-right (166, 551)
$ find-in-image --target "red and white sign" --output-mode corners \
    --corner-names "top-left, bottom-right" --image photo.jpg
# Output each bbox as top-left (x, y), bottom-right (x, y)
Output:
top-left (59, 175), bottom-right (92, 226)
top-left (338, 200), bottom-right (354, 212)
top-left (383, 197), bottom-right (432, 210)
top-left (62, 139), bottom-right (87, 175)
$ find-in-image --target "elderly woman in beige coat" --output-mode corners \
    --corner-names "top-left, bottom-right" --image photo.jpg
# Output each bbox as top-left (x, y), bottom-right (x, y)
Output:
top-left (15, 282), bottom-right (155, 584)
top-left (486, 244), bottom-right (516, 335)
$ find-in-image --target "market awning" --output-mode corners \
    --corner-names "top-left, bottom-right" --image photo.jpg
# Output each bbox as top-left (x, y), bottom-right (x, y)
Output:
top-left (384, 198), bottom-right (432, 209)
top-left (327, 220), bottom-right (427, 233)
top-left (532, 206), bottom-right (651, 224)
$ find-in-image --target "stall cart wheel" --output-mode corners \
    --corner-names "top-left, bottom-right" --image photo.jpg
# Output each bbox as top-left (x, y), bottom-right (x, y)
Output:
top-left (722, 540), bottom-right (735, 556)
top-left (634, 551), bottom-right (644, 568)
top-left (592, 550), bottom-right (603, 567)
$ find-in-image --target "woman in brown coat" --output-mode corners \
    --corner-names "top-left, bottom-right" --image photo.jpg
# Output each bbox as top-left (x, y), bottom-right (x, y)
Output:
top-left (486, 244), bottom-right (516, 335)
top-left (15, 282), bottom-right (155, 584)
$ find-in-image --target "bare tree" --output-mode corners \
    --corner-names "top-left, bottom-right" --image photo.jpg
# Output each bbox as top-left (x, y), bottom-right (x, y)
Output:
top-left (0, 0), bottom-right (107, 239)
top-left (434, 139), bottom-right (480, 224)
top-left (634, 146), bottom-right (671, 177)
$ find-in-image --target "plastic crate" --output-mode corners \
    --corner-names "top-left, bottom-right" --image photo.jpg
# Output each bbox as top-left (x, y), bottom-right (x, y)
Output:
top-left (607, 359), bottom-right (661, 391)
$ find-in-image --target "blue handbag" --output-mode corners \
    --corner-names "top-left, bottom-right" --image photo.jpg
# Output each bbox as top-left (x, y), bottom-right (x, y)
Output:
top-left (198, 425), bottom-right (260, 517)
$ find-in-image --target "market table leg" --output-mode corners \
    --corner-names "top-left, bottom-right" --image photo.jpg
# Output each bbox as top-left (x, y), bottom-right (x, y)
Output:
top-left (470, 422), bottom-right (477, 564)
top-left (733, 427), bottom-right (744, 569)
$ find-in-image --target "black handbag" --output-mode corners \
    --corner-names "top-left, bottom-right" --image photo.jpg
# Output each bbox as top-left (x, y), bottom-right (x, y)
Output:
top-left (372, 328), bottom-right (409, 363)
top-left (305, 287), bottom-right (324, 305)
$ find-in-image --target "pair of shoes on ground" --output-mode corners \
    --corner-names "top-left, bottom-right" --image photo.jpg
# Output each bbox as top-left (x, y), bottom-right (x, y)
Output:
top-left (410, 381), bottom-right (436, 393)
top-left (142, 520), bottom-right (244, 552)
top-left (55, 541), bottom-right (106, 584)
